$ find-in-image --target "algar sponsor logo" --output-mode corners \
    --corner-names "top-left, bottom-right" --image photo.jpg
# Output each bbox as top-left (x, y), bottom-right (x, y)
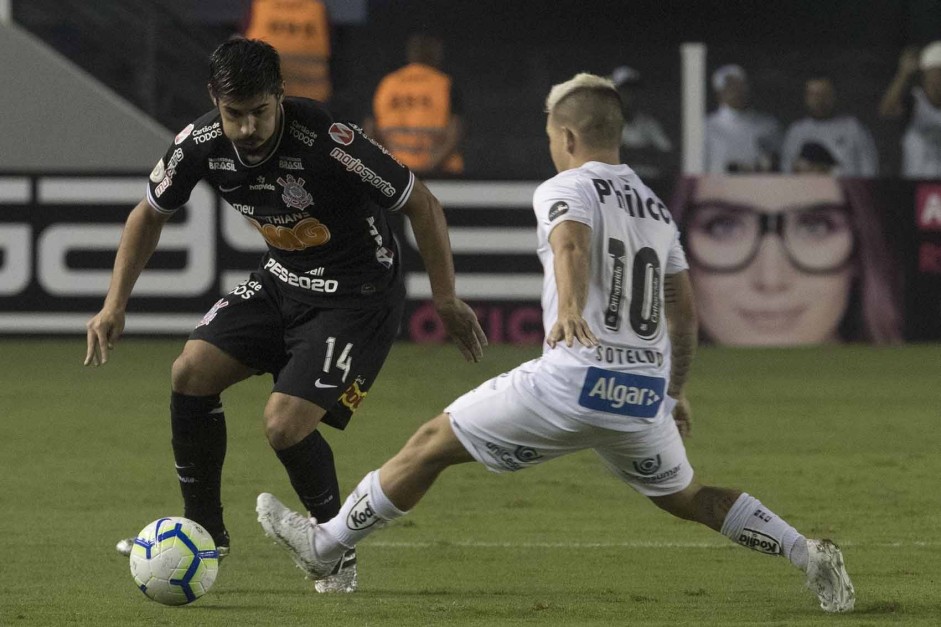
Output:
top-left (577, 367), bottom-right (665, 418)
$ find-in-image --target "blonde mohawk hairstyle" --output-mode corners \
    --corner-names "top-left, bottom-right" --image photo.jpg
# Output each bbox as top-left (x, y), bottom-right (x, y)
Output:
top-left (545, 72), bottom-right (617, 112)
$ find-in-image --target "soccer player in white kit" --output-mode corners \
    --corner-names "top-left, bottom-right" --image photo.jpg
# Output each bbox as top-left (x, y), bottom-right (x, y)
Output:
top-left (256, 73), bottom-right (856, 613)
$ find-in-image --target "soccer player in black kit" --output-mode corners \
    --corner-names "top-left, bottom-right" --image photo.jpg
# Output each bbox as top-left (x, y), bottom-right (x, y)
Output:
top-left (84, 38), bottom-right (486, 593)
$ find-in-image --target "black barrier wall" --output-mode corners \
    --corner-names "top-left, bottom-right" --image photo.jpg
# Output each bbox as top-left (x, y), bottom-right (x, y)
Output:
top-left (0, 174), bottom-right (939, 342)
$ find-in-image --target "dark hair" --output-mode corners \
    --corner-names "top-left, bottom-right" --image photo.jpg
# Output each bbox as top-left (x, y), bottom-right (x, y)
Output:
top-left (208, 38), bottom-right (283, 101)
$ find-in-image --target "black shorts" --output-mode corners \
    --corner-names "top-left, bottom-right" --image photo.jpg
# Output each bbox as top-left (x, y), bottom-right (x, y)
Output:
top-left (190, 270), bottom-right (404, 430)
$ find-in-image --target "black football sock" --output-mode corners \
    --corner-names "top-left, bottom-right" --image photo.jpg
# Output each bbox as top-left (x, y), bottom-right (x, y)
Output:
top-left (170, 392), bottom-right (228, 545)
top-left (274, 429), bottom-right (341, 522)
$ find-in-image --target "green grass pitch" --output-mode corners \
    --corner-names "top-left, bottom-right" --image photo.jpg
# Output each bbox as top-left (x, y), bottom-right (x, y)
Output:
top-left (0, 339), bottom-right (938, 625)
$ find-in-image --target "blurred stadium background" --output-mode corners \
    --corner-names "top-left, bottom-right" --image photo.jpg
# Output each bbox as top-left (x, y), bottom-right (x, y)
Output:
top-left (1, 0), bottom-right (940, 339)
top-left (1, 1), bottom-right (940, 624)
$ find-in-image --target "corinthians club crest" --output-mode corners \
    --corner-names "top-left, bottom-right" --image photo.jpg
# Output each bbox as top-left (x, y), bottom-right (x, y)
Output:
top-left (277, 174), bottom-right (314, 210)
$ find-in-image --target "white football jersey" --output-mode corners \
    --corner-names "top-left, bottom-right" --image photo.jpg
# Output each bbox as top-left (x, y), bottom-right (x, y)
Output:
top-left (514, 161), bottom-right (688, 431)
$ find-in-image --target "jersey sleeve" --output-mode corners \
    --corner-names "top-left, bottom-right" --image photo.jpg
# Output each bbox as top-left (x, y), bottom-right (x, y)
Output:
top-left (145, 122), bottom-right (208, 214)
top-left (322, 119), bottom-right (415, 212)
top-left (665, 230), bottom-right (689, 274)
top-left (533, 175), bottom-right (593, 233)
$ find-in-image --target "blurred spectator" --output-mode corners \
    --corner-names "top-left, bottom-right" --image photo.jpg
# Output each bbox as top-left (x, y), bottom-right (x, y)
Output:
top-left (245, 0), bottom-right (332, 103)
top-left (781, 77), bottom-right (878, 176)
top-left (610, 65), bottom-right (674, 179)
top-left (879, 42), bottom-right (941, 178)
top-left (705, 64), bottom-right (782, 173)
top-left (364, 33), bottom-right (463, 176)
top-left (792, 142), bottom-right (839, 174)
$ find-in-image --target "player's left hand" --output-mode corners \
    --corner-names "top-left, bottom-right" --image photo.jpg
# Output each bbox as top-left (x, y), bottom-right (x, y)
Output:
top-left (435, 297), bottom-right (487, 362)
top-left (547, 314), bottom-right (598, 349)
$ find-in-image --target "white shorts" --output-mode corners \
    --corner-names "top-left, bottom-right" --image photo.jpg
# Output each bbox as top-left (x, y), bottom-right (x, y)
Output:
top-left (446, 368), bottom-right (694, 497)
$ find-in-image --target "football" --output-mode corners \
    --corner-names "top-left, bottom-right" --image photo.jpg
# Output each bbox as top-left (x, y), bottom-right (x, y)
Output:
top-left (129, 517), bottom-right (219, 605)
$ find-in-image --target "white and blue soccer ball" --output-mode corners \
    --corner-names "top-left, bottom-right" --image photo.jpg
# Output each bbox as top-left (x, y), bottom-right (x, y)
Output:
top-left (129, 517), bottom-right (219, 605)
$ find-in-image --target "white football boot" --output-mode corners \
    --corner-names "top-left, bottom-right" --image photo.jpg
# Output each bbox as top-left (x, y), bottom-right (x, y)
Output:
top-left (313, 548), bottom-right (358, 593)
top-left (256, 493), bottom-right (342, 583)
top-left (805, 539), bottom-right (855, 612)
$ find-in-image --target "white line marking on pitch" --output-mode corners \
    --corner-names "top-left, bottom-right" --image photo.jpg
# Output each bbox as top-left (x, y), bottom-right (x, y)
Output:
top-left (369, 540), bottom-right (938, 549)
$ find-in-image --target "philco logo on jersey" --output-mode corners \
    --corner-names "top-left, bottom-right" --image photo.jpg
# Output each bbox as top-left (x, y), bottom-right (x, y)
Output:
top-left (738, 529), bottom-right (782, 555)
top-left (289, 120), bottom-right (317, 146)
top-left (328, 122), bottom-right (355, 146)
top-left (578, 367), bottom-right (665, 418)
top-left (591, 178), bottom-right (673, 223)
top-left (277, 174), bottom-right (313, 210)
top-left (548, 201), bottom-right (570, 221)
top-left (279, 156), bottom-right (304, 170)
top-left (340, 380), bottom-right (367, 411)
top-left (208, 157), bottom-right (236, 171)
top-left (174, 123), bottom-right (194, 145)
top-left (329, 148), bottom-right (397, 197)
top-left (346, 494), bottom-right (380, 531)
top-left (193, 122), bottom-right (222, 144)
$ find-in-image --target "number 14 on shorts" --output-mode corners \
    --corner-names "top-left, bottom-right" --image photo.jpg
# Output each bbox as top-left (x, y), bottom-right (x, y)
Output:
top-left (322, 336), bottom-right (353, 382)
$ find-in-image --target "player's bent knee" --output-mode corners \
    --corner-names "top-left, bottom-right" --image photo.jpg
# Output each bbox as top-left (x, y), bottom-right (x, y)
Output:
top-left (171, 353), bottom-right (211, 395)
top-left (263, 394), bottom-right (327, 450)
top-left (649, 480), bottom-right (702, 521)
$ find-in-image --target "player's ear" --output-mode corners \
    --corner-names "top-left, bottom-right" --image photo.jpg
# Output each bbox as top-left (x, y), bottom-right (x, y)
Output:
top-left (207, 84), bottom-right (218, 107)
top-left (563, 127), bottom-right (577, 154)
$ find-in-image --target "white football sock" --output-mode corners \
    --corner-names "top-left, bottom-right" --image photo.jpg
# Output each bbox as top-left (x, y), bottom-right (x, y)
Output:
top-left (316, 469), bottom-right (406, 562)
top-left (719, 492), bottom-right (809, 571)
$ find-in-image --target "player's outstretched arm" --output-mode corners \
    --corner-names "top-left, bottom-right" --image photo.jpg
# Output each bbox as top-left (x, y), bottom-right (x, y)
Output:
top-left (546, 221), bottom-right (598, 349)
top-left (401, 179), bottom-right (486, 362)
top-left (664, 271), bottom-right (697, 437)
top-left (84, 199), bottom-right (172, 366)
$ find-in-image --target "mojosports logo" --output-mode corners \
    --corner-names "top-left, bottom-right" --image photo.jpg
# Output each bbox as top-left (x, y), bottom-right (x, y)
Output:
top-left (577, 367), bottom-right (665, 417)
top-left (738, 528), bottom-right (782, 555)
top-left (329, 147), bottom-right (397, 197)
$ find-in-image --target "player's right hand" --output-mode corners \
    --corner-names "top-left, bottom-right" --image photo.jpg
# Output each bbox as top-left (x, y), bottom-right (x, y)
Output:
top-left (546, 313), bottom-right (598, 349)
top-left (434, 297), bottom-right (487, 363)
top-left (84, 309), bottom-right (126, 367)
